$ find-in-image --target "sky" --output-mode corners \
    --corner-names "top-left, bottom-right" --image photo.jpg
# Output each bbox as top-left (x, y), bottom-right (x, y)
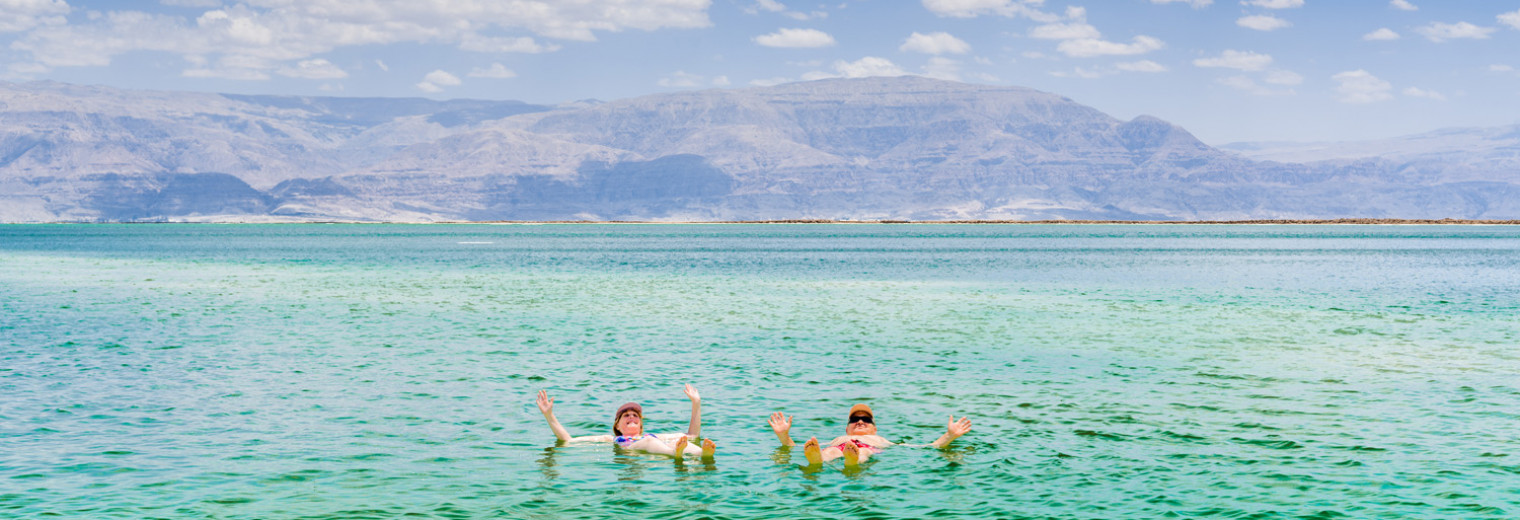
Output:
top-left (2, 0), bottom-right (1519, 144)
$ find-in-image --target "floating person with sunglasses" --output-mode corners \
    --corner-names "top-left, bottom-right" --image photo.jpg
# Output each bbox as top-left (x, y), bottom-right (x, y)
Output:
top-left (767, 404), bottom-right (971, 466)
top-left (536, 384), bottom-right (715, 460)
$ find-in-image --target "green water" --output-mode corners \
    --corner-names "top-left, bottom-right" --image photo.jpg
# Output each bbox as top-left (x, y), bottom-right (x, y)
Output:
top-left (2, 224), bottom-right (1517, 519)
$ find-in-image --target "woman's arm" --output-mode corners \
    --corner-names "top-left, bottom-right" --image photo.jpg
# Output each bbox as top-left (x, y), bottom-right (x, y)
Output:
top-left (537, 390), bottom-right (574, 442)
top-left (768, 411), bottom-right (796, 446)
top-left (566, 434), bottom-right (615, 443)
top-left (928, 415), bottom-right (972, 448)
top-left (683, 383), bottom-right (702, 438)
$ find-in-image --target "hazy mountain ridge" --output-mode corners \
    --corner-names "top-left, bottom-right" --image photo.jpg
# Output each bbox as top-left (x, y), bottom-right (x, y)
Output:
top-left (1, 77), bottom-right (1516, 222)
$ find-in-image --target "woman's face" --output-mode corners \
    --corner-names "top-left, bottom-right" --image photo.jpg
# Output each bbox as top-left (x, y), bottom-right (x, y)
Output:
top-left (617, 410), bottom-right (642, 436)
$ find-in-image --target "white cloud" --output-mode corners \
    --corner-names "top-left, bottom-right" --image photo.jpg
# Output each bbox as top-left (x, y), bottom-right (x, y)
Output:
top-left (179, 53), bottom-right (274, 80)
top-left (374, 59), bottom-right (388, 72)
top-left (1415, 22), bottom-right (1495, 42)
top-left (8, 0), bottom-right (711, 78)
top-left (277, 58), bottom-right (346, 79)
top-left (0, 0), bottom-right (69, 33)
top-left (922, 56), bottom-right (962, 81)
top-left (1237, 15), bottom-right (1290, 31)
top-left (1115, 60), bottom-right (1167, 72)
top-left (1242, 0), bottom-right (1303, 8)
top-left (921, 0), bottom-right (1061, 23)
top-left (1263, 69), bottom-right (1302, 85)
top-left (1500, 10), bottom-right (1520, 30)
top-left (416, 69), bottom-right (459, 93)
top-left (900, 31), bottom-right (971, 54)
top-left (1056, 36), bottom-right (1164, 57)
top-left (1491, 64), bottom-right (1516, 73)
top-left (468, 63), bottom-right (516, 79)
top-left (746, 0), bottom-right (824, 20)
top-left (1363, 28), bottom-right (1399, 41)
top-left (658, 71), bottom-right (702, 87)
top-left (1050, 66), bottom-right (1111, 79)
top-left (1389, 0), bottom-right (1416, 11)
top-left (750, 76), bottom-right (791, 86)
top-left (754, 28), bottom-right (836, 48)
top-left (8, 62), bottom-right (49, 77)
top-left (459, 35), bottom-right (558, 54)
top-left (750, 0), bottom-right (786, 13)
top-left (1332, 69), bottom-right (1393, 103)
top-left (184, 66), bottom-right (269, 80)
top-left (1149, 0), bottom-right (1212, 7)
top-left (425, 70), bottom-right (460, 86)
top-left (161, 0), bottom-right (222, 6)
top-left (833, 56), bottom-right (908, 78)
top-left (13, 11), bottom-right (186, 68)
top-left (1217, 75), bottom-right (1293, 96)
top-left (1029, 22), bottom-right (1101, 40)
top-left (802, 56), bottom-right (907, 80)
top-left (657, 71), bottom-right (728, 88)
top-left (1054, 60), bottom-right (1168, 78)
top-left (1193, 50), bottom-right (1272, 71)
top-left (1402, 87), bottom-right (1445, 100)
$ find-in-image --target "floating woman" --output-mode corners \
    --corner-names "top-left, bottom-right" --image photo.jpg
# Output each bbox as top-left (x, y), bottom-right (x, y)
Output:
top-left (768, 404), bottom-right (970, 466)
top-left (536, 384), bottom-right (716, 460)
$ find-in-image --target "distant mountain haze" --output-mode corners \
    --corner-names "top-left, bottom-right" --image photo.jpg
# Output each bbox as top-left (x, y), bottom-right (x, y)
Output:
top-left (2, 77), bottom-right (1516, 222)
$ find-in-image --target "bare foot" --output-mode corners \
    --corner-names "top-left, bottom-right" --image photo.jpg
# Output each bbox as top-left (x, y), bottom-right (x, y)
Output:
top-left (841, 441), bottom-right (861, 467)
top-left (701, 438), bottom-right (716, 459)
top-left (673, 436), bottom-right (689, 462)
top-left (803, 437), bottom-right (823, 465)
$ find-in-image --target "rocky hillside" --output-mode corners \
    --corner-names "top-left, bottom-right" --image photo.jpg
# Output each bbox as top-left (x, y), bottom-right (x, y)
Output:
top-left (2, 77), bottom-right (1516, 222)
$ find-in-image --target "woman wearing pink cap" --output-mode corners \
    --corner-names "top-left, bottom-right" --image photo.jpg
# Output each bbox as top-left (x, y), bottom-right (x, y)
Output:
top-left (536, 384), bottom-right (715, 460)
top-left (767, 403), bottom-right (971, 466)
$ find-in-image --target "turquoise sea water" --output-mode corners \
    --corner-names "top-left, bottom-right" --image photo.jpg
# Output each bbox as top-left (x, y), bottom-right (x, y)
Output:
top-left (2, 224), bottom-right (1517, 519)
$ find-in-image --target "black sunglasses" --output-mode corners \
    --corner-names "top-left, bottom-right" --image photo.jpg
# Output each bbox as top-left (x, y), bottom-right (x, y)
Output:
top-left (849, 415), bottom-right (873, 424)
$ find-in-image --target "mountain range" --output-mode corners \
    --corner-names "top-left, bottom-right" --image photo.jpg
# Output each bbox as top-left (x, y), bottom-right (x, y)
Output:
top-left (2, 77), bottom-right (1516, 222)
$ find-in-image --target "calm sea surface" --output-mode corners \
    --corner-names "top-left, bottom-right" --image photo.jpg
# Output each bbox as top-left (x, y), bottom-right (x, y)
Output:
top-left (2, 224), bottom-right (1517, 519)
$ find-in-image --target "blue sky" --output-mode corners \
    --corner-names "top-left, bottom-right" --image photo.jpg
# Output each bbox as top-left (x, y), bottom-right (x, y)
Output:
top-left (2, 0), bottom-right (1518, 143)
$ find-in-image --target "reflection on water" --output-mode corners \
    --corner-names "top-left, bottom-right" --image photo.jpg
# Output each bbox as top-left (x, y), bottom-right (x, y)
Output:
top-left (536, 447), bottom-right (560, 482)
top-left (2, 224), bottom-right (1519, 519)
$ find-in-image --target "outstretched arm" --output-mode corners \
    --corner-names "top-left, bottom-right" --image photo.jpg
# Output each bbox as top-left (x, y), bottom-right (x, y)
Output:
top-left (929, 415), bottom-right (972, 448)
top-left (684, 383), bottom-right (702, 438)
top-left (768, 411), bottom-right (796, 447)
top-left (537, 390), bottom-right (574, 442)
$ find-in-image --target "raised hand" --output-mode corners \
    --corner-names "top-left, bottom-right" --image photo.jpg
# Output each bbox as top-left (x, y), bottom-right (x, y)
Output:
top-left (536, 390), bottom-right (555, 416)
top-left (768, 411), bottom-right (793, 436)
top-left (683, 383), bottom-right (701, 404)
top-left (537, 389), bottom-right (573, 442)
top-left (947, 415), bottom-right (972, 438)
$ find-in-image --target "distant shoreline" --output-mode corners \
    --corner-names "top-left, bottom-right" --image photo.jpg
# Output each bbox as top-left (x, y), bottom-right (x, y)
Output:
top-left (467, 218), bottom-right (1520, 225)
top-left (11, 218), bottom-right (1520, 225)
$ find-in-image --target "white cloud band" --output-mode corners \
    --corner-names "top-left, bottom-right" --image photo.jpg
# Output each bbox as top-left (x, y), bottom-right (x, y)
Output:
top-left (754, 27), bottom-right (836, 48)
top-left (1332, 69), bottom-right (1393, 103)
top-left (900, 31), bottom-right (971, 54)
